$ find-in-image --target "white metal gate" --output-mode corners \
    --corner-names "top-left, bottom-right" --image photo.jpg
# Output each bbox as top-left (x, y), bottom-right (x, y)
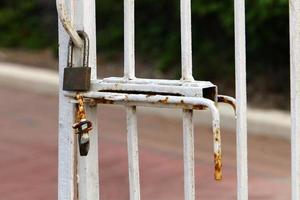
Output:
top-left (56, 0), bottom-right (299, 199)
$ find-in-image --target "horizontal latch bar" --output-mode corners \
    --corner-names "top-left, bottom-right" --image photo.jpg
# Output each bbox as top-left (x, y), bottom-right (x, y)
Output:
top-left (66, 91), bottom-right (216, 110)
top-left (91, 77), bottom-right (217, 100)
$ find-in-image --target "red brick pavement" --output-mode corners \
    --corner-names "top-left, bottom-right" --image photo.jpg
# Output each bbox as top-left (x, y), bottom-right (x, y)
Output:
top-left (0, 85), bottom-right (290, 199)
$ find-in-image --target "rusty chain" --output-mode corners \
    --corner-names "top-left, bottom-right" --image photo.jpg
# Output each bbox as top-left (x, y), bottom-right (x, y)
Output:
top-left (73, 94), bottom-right (92, 156)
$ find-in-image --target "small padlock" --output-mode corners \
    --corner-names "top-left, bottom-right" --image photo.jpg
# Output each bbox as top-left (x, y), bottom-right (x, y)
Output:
top-left (63, 31), bottom-right (91, 91)
top-left (73, 119), bottom-right (92, 156)
top-left (72, 119), bottom-right (93, 135)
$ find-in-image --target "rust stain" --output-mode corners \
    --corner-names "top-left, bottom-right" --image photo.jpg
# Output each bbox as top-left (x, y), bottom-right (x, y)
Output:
top-left (193, 105), bottom-right (207, 110)
top-left (95, 98), bottom-right (114, 104)
top-left (88, 99), bottom-right (97, 107)
top-left (214, 152), bottom-right (222, 181)
top-left (214, 128), bottom-right (221, 141)
top-left (158, 97), bottom-right (169, 104)
top-left (146, 94), bottom-right (156, 98)
top-left (174, 100), bottom-right (187, 109)
top-left (218, 96), bottom-right (236, 112)
top-left (214, 128), bottom-right (222, 181)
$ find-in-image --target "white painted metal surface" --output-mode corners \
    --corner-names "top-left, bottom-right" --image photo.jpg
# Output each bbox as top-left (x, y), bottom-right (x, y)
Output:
top-left (180, 0), bottom-right (193, 81)
top-left (290, 0), bottom-right (300, 199)
top-left (124, 0), bottom-right (135, 80)
top-left (126, 106), bottom-right (141, 200)
top-left (180, 0), bottom-right (195, 199)
top-left (58, 0), bottom-right (99, 199)
top-left (234, 0), bottom-right (248, 199)
top-left (183, 110), bottom-right (195, 200)
top-left (56, 0), bottom-right (84, 48)
top-left (58, 1), bottom-right (76, 198)
top-left (124, 0), bottom-right (141, 199)
top-left (91, 78), bottom-right (216, 97)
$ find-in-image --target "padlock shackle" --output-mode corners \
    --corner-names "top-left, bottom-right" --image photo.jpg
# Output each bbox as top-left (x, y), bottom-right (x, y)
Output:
top-left (67, 31), bottom-right (90, 68)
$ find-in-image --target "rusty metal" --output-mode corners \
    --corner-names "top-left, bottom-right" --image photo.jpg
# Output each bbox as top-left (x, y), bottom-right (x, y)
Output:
top-left (218, 95), bottom-right (236, 115)
top-left (73, 94), bottom-right (93, 156)
top-left (56, 0), bottom-right (84, 48)
top-left (66, 92), bottom-right (214, 111)
top-left (213, 128), bottom-right (222, 180)
top-left (66, 91), bottom-right (224, 180)
top-left (63, 31), bottom-right (91, 91)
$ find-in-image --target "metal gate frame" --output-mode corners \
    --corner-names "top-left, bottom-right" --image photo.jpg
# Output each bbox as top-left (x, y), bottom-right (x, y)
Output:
top-left (57, 0), bottom-right (99, 199)
top-left (57, 0), bottom-right (299, 199)
top-left (290, 0), bottom-right (300, 199)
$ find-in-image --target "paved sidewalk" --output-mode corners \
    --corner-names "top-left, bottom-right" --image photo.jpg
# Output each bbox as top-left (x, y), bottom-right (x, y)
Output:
top-left (0, 85), bottom-right (290, 199)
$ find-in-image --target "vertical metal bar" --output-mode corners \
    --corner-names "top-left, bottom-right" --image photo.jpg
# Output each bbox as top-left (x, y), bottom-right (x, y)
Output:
top-left (58, 1), bottom-right (75, 200)
top-left (180, 0), bottom-right (195, 199)
top-left (182, 110), bottom-right (195, 200)
top-left (58, 0), bottom-right (99, 199)
top-left (126, 107), bottom-right (141, 200)
top-left (180, 0), bottom-right (193, 81)
top-left (124, 0), bottom-right (141, 200)
top-left (124, 0), bottom-right (135, 79)
top-left (290, 1), bottom-right (300, 199)
top-left (58, 1), bottom-right (76, 199)
top-left (234, 0), bottom-right (248, 199)
top-left (74, 0), bottom-right (100, 199)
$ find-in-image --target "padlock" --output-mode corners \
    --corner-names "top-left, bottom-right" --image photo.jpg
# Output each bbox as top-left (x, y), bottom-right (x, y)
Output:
top-left (72, 119), bottom-right (93, 135)
top-left (73, 119), bottom-right (92, 156)
top-left (63, 31), bottom-right (91, 91)
top-left (78, 133), bottom-right (90, 156)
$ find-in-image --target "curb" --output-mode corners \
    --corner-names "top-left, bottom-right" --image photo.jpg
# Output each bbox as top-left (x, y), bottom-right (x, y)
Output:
top-left (0, 62), bottom-right (290, 140)
top-left (0, 62), bottom-right (58, 95)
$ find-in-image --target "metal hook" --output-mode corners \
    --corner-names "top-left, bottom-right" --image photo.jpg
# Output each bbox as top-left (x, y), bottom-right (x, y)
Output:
top-left (56, 0), bottom-right (84, 48)
top-left (218, 95), bottom-right (237, 117)
top-left (203, 100), bottom-right (223, 180)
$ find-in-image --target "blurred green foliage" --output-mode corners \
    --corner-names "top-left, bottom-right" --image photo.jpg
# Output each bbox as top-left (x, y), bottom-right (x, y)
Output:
top-left (0, 0), bottom-right (290, 107)
top-left (0, 1), bottom-right (56, 49)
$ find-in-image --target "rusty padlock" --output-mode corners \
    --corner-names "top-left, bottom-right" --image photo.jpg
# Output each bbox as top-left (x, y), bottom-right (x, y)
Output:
top-left (73, 119), bottom-right (92, 156)
top-left (63, 31), bottom-right (91, 91)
